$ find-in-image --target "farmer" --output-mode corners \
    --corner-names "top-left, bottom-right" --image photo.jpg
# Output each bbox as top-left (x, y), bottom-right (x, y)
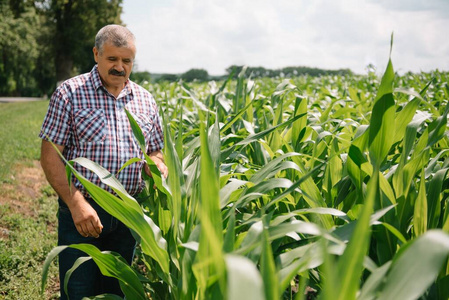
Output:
top-left (39, 24), bottom-right (167, 299)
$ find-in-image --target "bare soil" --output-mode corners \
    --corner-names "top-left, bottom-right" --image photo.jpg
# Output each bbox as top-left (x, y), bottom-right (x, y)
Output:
top-left (0, 160), bottom-right (58, 237)
top-left (0, 161), bottom-right (46, 218)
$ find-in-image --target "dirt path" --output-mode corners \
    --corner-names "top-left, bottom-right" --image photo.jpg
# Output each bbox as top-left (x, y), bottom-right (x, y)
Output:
top-left (0, 160), bottom-right (49, 219)
top-left (0, 160), bottom-right (51, 241)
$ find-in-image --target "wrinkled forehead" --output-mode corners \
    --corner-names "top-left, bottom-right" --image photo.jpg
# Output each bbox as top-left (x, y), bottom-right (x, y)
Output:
top-left (98, 39), bottom-right (136, 58)
top-left (99, 41), bottom-right (136, 60)
top-left (105, 38), bottom-right (136, 50)
top-left (106, 36), bottom-right (135, 49)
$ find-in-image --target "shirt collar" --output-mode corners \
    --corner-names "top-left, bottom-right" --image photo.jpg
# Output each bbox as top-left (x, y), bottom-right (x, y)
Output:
top-left (91, 65), bottom-right (103, 91)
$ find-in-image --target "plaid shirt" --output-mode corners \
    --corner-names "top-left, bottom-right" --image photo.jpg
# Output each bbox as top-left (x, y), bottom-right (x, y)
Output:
top-left (39, 65), bottom-right (164, 198)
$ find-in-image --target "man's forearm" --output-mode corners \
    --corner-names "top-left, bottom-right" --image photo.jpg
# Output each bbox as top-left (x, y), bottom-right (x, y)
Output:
top-left (148, 149), bottom-right (164, 161)
top-left (40, 139), bottom-right (103, 237)
top-left (40, 140), bottom-right (85, 207)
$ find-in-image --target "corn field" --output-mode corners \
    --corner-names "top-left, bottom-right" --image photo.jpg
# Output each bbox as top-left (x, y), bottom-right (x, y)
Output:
top-left (42, 50), bottom-right (449, 299)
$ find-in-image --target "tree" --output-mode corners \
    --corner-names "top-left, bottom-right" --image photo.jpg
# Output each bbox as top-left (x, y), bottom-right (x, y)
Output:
top-left (130, 71), bottom-right (151, 84)
top-left (225, 65), bottom-right (243, 78)
top-left (156, 74), bottom-right (179, 82)
top-left (42, 0), bottom-right (124, 83)
top-left (181, 68), bottom-right (209, 82)
top-left (0, 0), bottom-right (124, 96)
top-left (0, 2), bottom-right (41, 96)
top-left (225, 64), bottom-right (353, 79)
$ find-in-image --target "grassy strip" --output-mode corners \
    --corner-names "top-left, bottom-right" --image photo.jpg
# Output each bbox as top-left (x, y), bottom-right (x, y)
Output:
top-left (0, 101), bottom-right (49, 183)
top-left (0, 100), bottom-right (59, 299)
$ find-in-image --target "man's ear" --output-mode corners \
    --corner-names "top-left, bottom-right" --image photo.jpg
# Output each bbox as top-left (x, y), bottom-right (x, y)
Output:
top-left (93, 47), bottom-right (99, 63)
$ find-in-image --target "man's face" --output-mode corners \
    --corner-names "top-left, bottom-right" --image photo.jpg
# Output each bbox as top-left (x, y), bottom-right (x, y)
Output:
top-left (93, 41), bottom-right (136, 91)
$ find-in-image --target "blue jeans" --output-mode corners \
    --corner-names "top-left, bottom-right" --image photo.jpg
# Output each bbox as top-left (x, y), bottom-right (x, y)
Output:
top-left (57, 198), bottom-right (136, 300)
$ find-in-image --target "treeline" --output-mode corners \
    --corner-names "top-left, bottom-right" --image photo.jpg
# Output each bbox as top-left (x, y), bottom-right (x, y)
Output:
top-left (131, 65), bottom-right (353, 84)
top-left (0, 0), bottom-right (123, 97)
top-left (225, 65), bottom-right (353, 79)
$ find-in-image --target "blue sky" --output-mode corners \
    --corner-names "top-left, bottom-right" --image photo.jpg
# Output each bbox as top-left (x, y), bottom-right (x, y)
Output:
top-left (122, 0), bottom-right (449, 75)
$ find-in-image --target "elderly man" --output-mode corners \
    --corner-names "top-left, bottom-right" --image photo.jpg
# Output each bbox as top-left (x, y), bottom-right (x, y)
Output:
top-left (39, 24), bottom-right (167, 299)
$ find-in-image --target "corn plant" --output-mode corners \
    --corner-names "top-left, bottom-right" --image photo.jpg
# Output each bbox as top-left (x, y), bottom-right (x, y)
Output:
top-left (42, 41), bottom-right (449, 299)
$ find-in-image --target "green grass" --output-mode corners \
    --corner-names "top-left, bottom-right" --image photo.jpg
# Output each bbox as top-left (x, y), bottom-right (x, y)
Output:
top-left (0, 195), bottom-right (58, 299)
top-left (0, 100), bottom-right (59, 299)
top-left (0, 101), bottom-right (49, 182)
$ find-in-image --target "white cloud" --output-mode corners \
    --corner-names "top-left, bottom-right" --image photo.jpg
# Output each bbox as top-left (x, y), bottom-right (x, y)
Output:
top-left (123, 0), bottom-right (449, 75)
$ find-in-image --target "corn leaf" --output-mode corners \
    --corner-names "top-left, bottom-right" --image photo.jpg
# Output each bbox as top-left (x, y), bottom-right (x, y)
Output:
top-left (193, 109), bottom-right (226, 296)
top-left (368, 59), bottom-right (395, 168)
top-left (413, 170), bottom-right (428, 237)
top-left (378, 230), bottom-right (449, 299)
top-left (65, 158), bottom-right (170, 277)
top-left (163, 117), bottom-right (183, 238)
top-left (42, 245), bottom-right (146, 299)
top-left (333, 169), bottom-right (379, 300)
top-left (225, 255), bottom-right (265, 300)
top-left (427, 168), bottom-right (448, 229)
top-left (260, 221), bottom-right (279, 300)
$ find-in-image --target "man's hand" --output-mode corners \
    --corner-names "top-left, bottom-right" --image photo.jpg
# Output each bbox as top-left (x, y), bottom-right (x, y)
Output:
top-left (145, 150), bottom-right (168, 178)
top-left (69, 199), bottom-right (103, 238)
top-left (155, 160), bottom-right (169, 178)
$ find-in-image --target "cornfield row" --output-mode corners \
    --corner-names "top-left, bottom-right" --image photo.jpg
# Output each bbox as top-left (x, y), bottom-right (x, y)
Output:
top-left (42, 51), bottom-right (449, 299)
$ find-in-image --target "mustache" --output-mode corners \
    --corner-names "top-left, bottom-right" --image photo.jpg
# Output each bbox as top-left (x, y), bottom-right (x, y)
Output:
top-left (109, 69), bottom-right (126, 76)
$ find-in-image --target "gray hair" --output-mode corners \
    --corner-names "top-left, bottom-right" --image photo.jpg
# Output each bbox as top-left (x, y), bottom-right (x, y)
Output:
top-left (95, 24), bottom-right (135, 53)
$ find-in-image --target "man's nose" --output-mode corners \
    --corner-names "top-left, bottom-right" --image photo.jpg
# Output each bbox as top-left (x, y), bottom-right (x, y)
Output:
top-left (115, 61), bottom-right (124, 71)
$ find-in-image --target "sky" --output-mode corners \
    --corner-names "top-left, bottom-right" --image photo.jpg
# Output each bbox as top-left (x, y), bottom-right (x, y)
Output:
top-left (122, 0), bottom-right (449, 76)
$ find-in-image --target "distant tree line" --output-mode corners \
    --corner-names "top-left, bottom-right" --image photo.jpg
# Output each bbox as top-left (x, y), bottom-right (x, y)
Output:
top-left (131, 65), bottom-right (353, 85)
top-left (226, 65), bottom-right (353, 78)
top-left (132, 68), bottom-right (211, 84)
top-left (0, 0), bottom-right (123, 97)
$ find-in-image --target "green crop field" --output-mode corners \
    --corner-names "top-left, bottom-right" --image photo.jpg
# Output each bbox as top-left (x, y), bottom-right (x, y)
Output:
top-left (1, 57), bottom-right (447, 300)
top-left (38, 53), bottom-right (449, 300)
